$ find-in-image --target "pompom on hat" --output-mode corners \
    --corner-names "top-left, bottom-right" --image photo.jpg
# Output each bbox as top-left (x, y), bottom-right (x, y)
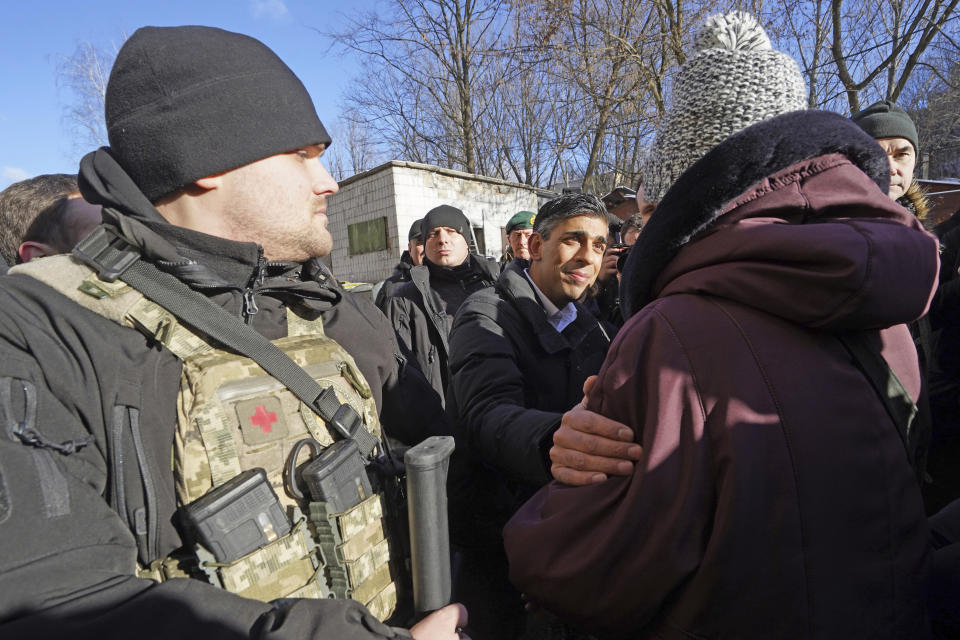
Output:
top-left (640, 12), bottom-right (807, 204)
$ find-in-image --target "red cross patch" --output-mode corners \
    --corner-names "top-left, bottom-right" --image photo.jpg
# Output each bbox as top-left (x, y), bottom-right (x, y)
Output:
top-left (250, 405), bottom-right (277, 433)
top-left (236, 397), bottom-right (288, 445)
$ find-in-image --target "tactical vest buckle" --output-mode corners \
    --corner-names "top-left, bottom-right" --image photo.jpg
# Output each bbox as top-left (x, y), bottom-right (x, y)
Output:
top-left (73, 224), bottom-right (140, 282)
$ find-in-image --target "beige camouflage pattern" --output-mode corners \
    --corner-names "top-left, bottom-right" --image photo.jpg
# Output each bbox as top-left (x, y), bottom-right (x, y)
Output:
top-left (11, 257), bottom-right (214, 359)
top-left (216, 525), bottom-right (322, 601)
top-left (337, 493), bottom-right (385, 540)
top-left (287, 580), bottom-right (329, 599)
top-left (11, 256), bottom-right (143, 325)
top-left (352, 563), bottom-right (394, 607)
top-left (365, 582), bottom-right (398, 621)
top-left (15, 261), bottom-right (398, 619)
top-left (125, 297), bottom-right (213, 359)
top-left (175, 332), bottom-right (380, 505)
top-left (286, 306), bottom-right (321, 337)
top-left (339, 519), bottom-right (386, 562)
top-left (345, 537), bottom-right (391, 587)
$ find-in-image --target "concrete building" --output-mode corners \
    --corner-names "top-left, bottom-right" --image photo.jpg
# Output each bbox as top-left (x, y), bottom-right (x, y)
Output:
top-left (327, 160), bottom-right (555, 283)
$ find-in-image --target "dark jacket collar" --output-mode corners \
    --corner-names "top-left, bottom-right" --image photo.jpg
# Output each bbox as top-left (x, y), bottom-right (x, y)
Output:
top-left (409, 254), bottom-right (499, 307)
top-left (497, 260), bottom-right (610, 355)
top-left (622, 110), bottom-right (891, 317)
top-left (406, 254), bottom-right (499, 353)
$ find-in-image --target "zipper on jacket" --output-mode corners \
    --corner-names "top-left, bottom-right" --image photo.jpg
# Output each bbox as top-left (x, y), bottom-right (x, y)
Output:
top-left (112, 404), bottom-right (159, 563)
top-left (128, 407), bottom-right (159, 562)
top-left (109, 406), bottom-right (128, 519)
top-left (242, 289), bottom-right (260, 322)
top-left (242, 247), bottom-right (266, 323)
top-left (2, 378), bottom-right (74, 518)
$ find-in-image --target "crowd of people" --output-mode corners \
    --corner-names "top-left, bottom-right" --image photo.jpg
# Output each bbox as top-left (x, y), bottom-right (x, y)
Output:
top-left (0, 10), bottom-right (957, 640)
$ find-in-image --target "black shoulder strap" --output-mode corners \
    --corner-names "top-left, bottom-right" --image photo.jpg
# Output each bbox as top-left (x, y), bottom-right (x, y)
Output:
top-left (837, 331), bottom-right (917, 464)
top-left (74, 227), bottom-right (380, 458)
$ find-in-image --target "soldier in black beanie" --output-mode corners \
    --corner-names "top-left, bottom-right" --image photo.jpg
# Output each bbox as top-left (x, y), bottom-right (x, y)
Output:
top-left (383, 204), bottom-right (499, 402)
top-left (0, 24), bottom-right (466, 640)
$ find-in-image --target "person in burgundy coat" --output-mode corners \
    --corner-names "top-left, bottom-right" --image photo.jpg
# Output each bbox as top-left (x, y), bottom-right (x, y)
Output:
top-left (504, 12), bottom-right (937, 640)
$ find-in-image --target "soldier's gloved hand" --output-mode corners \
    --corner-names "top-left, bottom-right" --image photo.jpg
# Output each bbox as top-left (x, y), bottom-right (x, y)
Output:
top-left (409, 603), bottom-right (469, 640)
top-left (551, 376), bottom-right (642, 485)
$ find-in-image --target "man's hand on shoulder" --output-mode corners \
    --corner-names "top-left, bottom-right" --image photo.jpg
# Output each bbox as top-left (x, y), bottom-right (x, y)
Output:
top-left (551, 376), bottom-right (642, 485)
top-left (409, 603), bottom-right (469, 640)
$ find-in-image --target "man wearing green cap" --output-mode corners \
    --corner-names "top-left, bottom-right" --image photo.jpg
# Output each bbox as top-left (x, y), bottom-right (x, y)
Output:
top-left (503, 211), bottom-right (535, 264)
top-left (852, 100), bottom-right (944, 477)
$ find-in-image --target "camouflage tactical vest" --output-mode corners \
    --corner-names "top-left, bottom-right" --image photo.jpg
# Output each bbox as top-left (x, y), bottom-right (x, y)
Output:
top-left (12, 255), bottom-right (399, 620)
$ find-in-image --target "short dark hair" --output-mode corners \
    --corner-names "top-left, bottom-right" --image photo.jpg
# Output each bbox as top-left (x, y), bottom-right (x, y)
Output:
top-left (534, 193), bottom-right (608, 240)
top-left (0, 174), bottom-right (78, 266)
top-left (19, 197), bottom-right (75, 262)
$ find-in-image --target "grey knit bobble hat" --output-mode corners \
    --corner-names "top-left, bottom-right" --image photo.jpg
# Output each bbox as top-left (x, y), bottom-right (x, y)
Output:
top-left (640, 12), bottom-right (807, 204)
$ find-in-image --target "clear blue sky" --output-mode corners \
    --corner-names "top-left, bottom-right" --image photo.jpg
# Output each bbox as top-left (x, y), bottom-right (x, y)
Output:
top-left (1, 0), bottom-right (371, 189)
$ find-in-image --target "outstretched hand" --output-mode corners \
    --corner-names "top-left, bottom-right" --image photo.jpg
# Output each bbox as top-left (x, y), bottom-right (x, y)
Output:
top-left (550, 376), bottom-right (642, 485)
top-left (409, 603), bottom-right (469, 640)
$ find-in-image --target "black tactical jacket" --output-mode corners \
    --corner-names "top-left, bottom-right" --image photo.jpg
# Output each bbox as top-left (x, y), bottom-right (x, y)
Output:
top-left (0, 149), bottom-right (445, 639)
top-left (374, 253), bottom-right (414, 311)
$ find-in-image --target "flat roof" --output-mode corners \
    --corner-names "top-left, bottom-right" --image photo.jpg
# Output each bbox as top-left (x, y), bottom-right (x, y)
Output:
top-left (337, 159), bottom-right (559, 198)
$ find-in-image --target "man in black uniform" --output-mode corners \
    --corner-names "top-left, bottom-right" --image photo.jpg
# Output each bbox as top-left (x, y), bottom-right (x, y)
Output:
top-left (384, 205), bottom-right (498, 402)
top-left (0, 25), bottom-right (463, 640)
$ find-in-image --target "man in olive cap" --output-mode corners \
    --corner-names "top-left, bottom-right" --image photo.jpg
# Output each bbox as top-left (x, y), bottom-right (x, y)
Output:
top-left (383, 204), bottom-right (499, 401)
top-left (503, 211), bottom-right (535, 263)
top-left (851, 100), bottom-right (926, 215)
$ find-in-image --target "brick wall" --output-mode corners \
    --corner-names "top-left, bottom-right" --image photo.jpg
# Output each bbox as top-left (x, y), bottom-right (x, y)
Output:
top-left (328, 165), bottom-right (397, 283)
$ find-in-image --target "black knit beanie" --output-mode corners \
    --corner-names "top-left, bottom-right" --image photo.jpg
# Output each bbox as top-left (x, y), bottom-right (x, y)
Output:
top-left (851, 100), bottom-right (919, 153)
top-left (106, 25), bottom-right (331, 202)
top-left (422, 205), bottom-right (470, 239)
top-left (408, 219), bottom-right (424, 241)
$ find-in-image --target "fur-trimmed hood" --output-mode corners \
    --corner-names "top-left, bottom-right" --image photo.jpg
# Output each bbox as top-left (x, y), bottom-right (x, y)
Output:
top-left (622, 110), bottom-right (938, 328)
